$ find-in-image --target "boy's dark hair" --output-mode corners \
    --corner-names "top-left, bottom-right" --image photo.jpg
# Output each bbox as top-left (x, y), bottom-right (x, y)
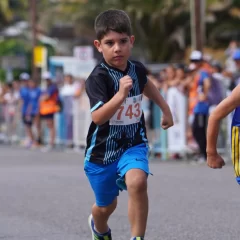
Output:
top-left (94, 9), bottom-right (132, 40)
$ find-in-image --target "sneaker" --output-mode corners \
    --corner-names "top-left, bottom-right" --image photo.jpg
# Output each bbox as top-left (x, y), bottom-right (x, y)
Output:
top-left (41, 145), bottom-right (54, 153)
top-left (196, 157), bottom-right (206, 165)
top-left (131, 238), bottom-right (144, 240)
top-left (88, 214), bottom-right (112, 240)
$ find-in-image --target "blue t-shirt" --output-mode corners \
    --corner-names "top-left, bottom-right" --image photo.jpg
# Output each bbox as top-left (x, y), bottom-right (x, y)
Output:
top-left (194, 70), bottom-right (210, 115)
top-left (28, 87), bottom-right (41, 115)
top-left (19, 86), bottom-right (29, 115)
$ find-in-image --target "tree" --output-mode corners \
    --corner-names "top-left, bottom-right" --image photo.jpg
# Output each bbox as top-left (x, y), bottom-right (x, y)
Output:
top-left (0, 0), bottom-right (28, 28)
top-left (38, 0), bottom-right (190, 62)
top-left (3, 0), bottom-right (240, 62)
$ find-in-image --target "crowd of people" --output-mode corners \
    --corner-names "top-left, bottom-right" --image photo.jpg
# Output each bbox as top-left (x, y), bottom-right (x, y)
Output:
top-left (143, 41), bottom-right (240, 163)
top-left (0, 71), bottom-right (84, 151)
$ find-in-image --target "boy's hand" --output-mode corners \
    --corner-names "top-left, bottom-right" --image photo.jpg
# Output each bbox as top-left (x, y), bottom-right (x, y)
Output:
top-left (207, 153), bottom-right (225, 169)
top-left (119, 75), bottom-right (133, 99)
top-left (161, 114), bottom-right (173, 130)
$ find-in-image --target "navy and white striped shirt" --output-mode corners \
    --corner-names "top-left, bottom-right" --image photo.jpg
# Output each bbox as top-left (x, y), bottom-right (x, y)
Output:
top-left (85, 59), bottom-right (148, 164)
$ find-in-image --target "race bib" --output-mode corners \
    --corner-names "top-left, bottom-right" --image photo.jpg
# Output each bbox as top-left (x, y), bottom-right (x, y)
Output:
top-left (110, 94), bottom-right (142, 125)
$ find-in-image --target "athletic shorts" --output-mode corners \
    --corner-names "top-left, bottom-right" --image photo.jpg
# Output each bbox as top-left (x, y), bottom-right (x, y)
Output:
top-left (84, 143), bottom-right (151, 207)
top-left (40, 113), bottom-right (54, 120)
top-left (22, 114), bottom-right (36, 126)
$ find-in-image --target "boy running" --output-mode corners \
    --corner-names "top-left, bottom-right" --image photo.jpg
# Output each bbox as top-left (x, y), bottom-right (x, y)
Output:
top-left (84, 9), bottom-right (173, 240)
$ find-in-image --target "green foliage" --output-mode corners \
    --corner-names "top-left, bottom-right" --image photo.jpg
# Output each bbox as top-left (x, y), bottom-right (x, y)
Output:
top-left (2, 0), bottom-right (240, 62)
top-left (0, 0), bottom-right (28, 27)
top-left (0, 69), bottom-right (6, 82)
top-left (0, 39), bottom-right (30, 56)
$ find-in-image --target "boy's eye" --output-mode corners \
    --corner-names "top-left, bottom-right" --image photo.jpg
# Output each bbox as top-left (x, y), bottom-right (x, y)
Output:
top-left (121, 39), bottom-right (128, 44)
top-left (106, 42), bottom-right (113, 46)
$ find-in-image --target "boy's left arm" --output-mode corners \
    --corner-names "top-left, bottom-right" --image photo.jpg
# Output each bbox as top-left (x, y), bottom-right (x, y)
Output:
top-left (143, 79), bottom-right (173, 129)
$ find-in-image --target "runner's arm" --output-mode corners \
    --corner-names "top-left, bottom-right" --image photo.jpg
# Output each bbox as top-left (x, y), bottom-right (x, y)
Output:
top-left (91, 93), bottom-right (125, 125)
top-left (86, 75), bottom-right (128, 126)
top-left (143, 79), bottom-right (172, 118)
top-left (207, 84), bottom-right (240, 154)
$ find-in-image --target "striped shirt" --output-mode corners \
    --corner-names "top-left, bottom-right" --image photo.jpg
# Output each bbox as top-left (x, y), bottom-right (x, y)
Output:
top-left (85, 59), bottom-right (148, 164)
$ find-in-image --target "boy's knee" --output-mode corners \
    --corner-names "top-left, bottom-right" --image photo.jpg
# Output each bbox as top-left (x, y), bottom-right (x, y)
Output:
top-left (126, 170), bottom-right (147, 193)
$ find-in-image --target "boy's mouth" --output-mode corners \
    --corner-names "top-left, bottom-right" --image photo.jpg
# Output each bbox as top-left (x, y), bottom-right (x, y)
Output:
top-left (113, 56), bottom-right (123, 60)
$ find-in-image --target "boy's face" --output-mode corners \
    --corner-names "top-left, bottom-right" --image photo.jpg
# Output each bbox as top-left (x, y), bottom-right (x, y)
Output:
top-left (94, 31), bottom-right (135, 71)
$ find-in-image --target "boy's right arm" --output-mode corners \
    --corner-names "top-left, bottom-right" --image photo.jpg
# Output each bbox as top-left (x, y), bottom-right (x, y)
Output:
top-left (207, 84), bottom-right (240, 168)
top-left (90, 75), bottom-right (133, 125)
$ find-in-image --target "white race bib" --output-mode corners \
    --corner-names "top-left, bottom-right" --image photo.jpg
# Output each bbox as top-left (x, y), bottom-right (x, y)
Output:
top-left (110, 94), bottom-right (142, 125)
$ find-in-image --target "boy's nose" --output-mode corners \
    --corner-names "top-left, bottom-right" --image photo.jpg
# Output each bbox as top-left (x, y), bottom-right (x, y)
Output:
top-left (114, 43), bottom-right (121, 52)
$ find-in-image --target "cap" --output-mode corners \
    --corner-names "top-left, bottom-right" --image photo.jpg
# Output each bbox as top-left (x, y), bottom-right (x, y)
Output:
top-left (19, 72), bottom-right (30, 81)
top-left (190, 50), bottom-right (203, 61)
top-left (42, 71), bottom-right (52, 80)
top-left (233, 49), bottom-right (240, 60)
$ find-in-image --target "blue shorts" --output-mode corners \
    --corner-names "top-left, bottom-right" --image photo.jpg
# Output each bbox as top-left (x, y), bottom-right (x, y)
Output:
top-left (84, 143), bottom-right (151, 207)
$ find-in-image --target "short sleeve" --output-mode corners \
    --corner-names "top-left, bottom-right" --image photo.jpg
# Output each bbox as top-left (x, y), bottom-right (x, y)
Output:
top-left (85, 75), bottom-right (109, 113)
top-left (199, 70), bottom-right (210, 84)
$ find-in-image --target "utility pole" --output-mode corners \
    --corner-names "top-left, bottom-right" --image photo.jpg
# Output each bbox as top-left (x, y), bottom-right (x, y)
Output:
top-left (30, 0), bottom-right (37, 81)
top-left (191, 0), bottom-right (205, 52)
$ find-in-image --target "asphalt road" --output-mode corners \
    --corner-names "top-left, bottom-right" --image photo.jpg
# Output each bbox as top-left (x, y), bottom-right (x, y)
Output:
top-left (0, 146), bottom-right (239, 240)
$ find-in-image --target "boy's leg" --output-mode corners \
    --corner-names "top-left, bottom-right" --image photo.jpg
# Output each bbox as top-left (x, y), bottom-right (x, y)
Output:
top-left (84, 160), bottom-right (119, 235)
top-left (92, 198), bottom-right (117, 233)
top-left (117, 144), bottom-right (150, 238)
top-left (126, 169), bottom-right (148, 237)
top-left (192, 114), bottom-right (208, 159)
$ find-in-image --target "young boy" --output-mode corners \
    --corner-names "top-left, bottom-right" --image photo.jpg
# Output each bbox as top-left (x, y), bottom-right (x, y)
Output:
top-left (206, 50), bottom-right (240, 183)
top-left (84, 9), bottom-right (173, 240)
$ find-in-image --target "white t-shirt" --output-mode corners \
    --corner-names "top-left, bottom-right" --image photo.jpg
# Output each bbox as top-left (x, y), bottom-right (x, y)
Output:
top-left (4, 92), bottom-right (18, 115)
top-left (60, 83), bottom-right (80, 97)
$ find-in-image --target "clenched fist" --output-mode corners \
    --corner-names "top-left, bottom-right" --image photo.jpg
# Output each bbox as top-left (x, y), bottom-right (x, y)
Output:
top-left (207, 153), bottom-right (225, 169)
top-left (119, 75), bottom-right (133, 99)
top-left (161, 114), bottom-right (174, 130)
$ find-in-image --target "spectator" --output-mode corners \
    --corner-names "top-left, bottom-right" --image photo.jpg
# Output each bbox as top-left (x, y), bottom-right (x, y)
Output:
top-left (189, 50), bottom-right (211, 163)
top-left (19, 72), bottom-right (31, 147)
top-left (163, 65), bottom-right (176, 92)
top-left (27, 78), bottom-right (42, 147)
top-left (225, 40), bottom-right (238, 74)
top-left (2, 83), bottom-right (19, 143)
top-left (232, 49), bottom-right (240, 86)
top-left (174, 64), bottom-right (188, 95)
top-left (39, 72), bottom-right (59, 151)
top-left (60, 74), bottom-right (83, 148)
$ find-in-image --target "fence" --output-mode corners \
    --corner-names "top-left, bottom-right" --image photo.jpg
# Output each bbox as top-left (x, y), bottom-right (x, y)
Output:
top-left (0, 87), bottom-right (231, 160)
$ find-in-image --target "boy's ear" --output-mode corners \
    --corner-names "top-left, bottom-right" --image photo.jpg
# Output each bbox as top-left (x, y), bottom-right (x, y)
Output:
top-left (130, 35), bottom-right (135, 47)
top-left (94, 40), bottom-right (102, 53)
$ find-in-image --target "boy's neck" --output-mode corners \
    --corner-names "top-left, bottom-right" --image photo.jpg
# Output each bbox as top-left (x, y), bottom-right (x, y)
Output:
top-left (103, 58), bottom-right (128, 72)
